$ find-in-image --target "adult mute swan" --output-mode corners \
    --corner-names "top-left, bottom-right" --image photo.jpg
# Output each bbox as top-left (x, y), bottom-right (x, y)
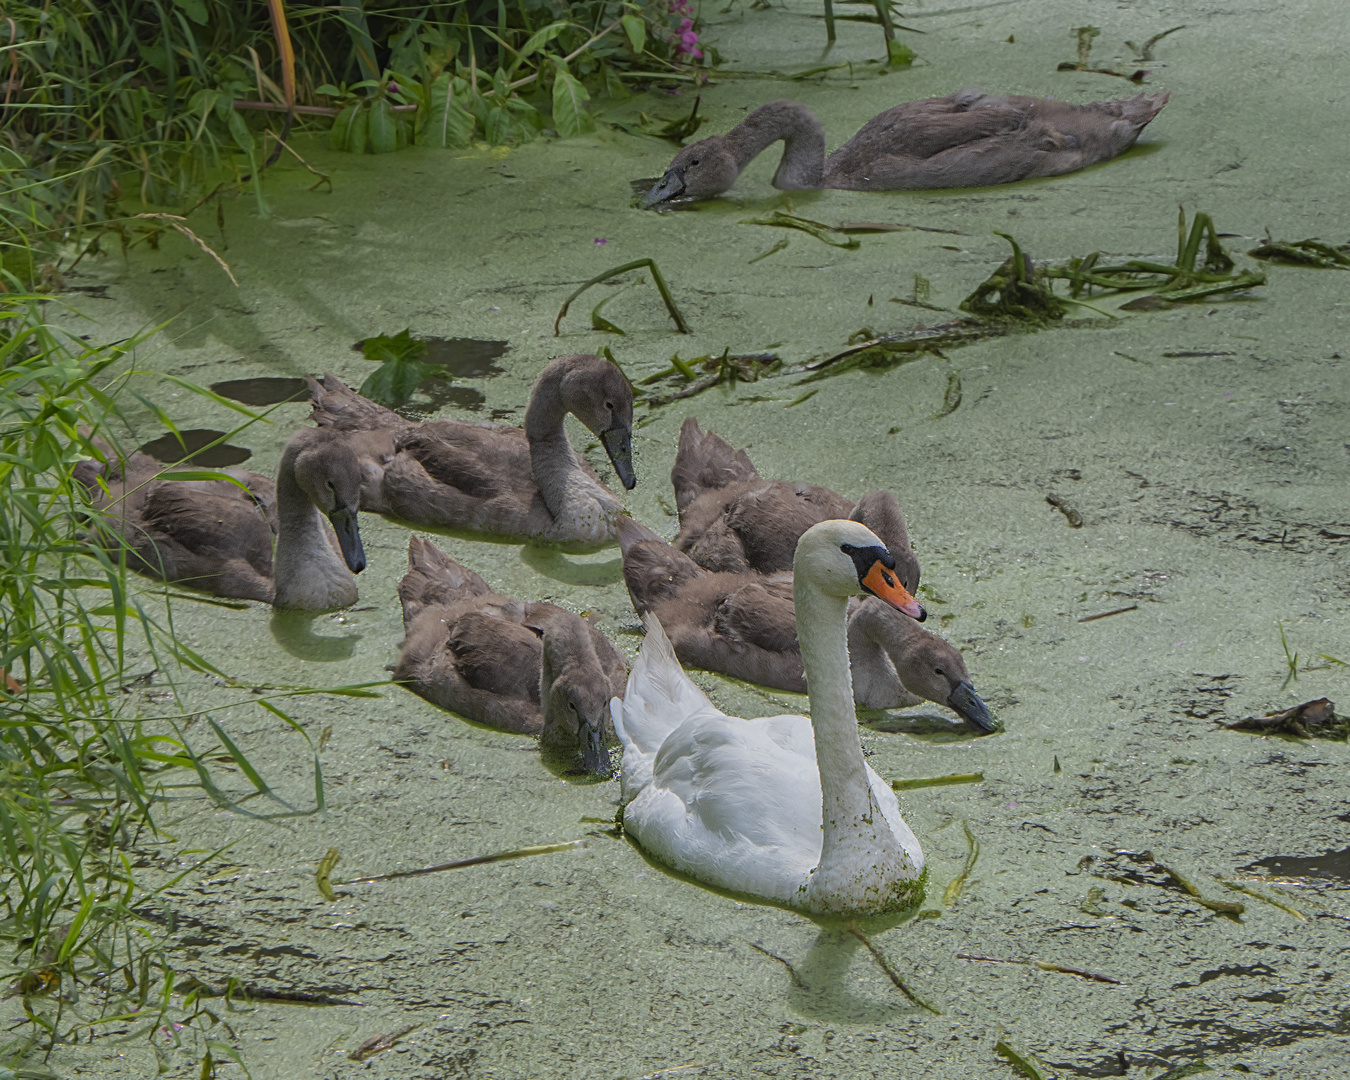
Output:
top-left (612, 519), bottom-right (930, 915)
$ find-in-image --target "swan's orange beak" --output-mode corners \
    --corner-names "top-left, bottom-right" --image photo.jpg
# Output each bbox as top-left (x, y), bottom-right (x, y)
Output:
top-left (862, 561), bottom-right (926, 621)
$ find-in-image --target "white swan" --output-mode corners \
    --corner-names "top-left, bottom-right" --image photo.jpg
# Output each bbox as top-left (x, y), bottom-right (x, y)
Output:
top-left (612, 519), bottom-right (930, 915)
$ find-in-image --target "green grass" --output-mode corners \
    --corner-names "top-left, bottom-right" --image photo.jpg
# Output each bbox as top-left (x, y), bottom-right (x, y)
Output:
top-left (0, 293), bottom-right (377, 1070)
top-left (1, 0), bottom-right (701, 280)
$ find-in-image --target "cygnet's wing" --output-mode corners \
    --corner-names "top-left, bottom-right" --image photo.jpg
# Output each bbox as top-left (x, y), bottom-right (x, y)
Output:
top-left (723, 481), bottom-right (854, 574)
top-left (670, 417), bottom-right (759, 513)
top-left (399, 535), bottom-right (491, 624)
top-left (712, 580), bottom-right (799, 655)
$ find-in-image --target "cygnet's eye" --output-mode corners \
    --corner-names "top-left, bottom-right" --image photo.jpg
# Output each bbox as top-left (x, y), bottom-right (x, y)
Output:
top-left (934, 668), bottom-right (945, 678)
top-left (690, 157), bottom-right (701, 166)
top-left (326, 480), bottom-right (334, 490)
top-left (604, 400), bottom-right (614, 412)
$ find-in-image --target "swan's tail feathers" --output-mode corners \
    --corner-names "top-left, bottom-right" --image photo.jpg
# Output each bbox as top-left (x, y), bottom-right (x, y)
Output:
top-left (309, 372), bottom-right (400, 432)
top-left (1125, 90), bottom-right (1170, 126)
top-left (398, 535), bottom-right (491, 624)
top-left (670, 417), bottom-right (760, 513)
top-left (614, 613), bottom-right (719, 805)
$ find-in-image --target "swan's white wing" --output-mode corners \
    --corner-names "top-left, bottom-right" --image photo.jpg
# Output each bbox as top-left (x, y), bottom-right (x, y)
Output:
top-left (627, 711), bottom-right (823, 905)
top-left (613, 614), bottom-right (725, 804)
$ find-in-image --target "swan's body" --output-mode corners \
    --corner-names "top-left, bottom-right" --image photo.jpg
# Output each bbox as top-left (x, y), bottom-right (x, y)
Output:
top-left (75, 429), bottom-right (366, 609)
top-left (308, 354), bottom-right (636, 547)
top-left (642, 89), bottom-right (1169, 206)
top-left (671, 418), bottom-right (918, 585)
top-left (395, 536), bottom-right (626, 773)
top-left (614, 520), bottom-right (928, 914)
top-left (616, 516), bottom-right (994, 729)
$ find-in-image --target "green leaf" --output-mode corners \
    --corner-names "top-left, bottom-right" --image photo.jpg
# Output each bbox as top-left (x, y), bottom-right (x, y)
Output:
top-left (427, 74), bottom-right (475, 148)
top-left (330, 104), bottom-right (358, 151)
top-left (520, 20), bottom-right (569, 59)
top-left (482, 105), bottom-right (511, 146)
top-left (367, 98), bottom-right (398, 154)
top-left (360, 329), bottom-right (426, 364)
top-left (343, 104), bottom-right (369, 153)
top-left (359, 359), bottom-right (440, 405)
top-left (226, 109), bottom-right (254, 154)
top-left (171, 0), bottom-right (208, 24)
top-left (590, 296), bottom-right (625, 335)
top-left (621, 14), bottom-right (646, 55)
top-left (551, 61), bottom-right (595, 139)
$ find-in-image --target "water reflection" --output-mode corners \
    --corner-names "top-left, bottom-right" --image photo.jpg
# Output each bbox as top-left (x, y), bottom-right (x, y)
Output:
top-left (269, 610), bottom-right (362, 662)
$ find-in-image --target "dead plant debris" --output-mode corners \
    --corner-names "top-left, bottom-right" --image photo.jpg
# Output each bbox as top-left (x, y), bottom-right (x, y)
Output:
top-left (1226, 697), bottom-right (1345, 739)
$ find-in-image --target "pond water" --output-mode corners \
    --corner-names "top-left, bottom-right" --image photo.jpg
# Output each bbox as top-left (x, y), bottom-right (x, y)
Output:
top-left (27, 0), bottom-right (1350, 1077)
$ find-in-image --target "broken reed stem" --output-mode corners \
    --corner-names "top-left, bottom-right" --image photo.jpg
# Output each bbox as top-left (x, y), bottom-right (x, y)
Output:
top-left (1217, 879), bottom-right (1306, 921)
top-left (1154, 862), bottom-right (1245, 917)
top-left (554, 258), bottom-right (690, 335)
top-left (892, 772), bottom-right (984, 790)
top-left (942, 821), bottom-right (979, 908)
top-left (325, 840), bottom-right (585, 894)
top-left (845, 924), bottom-right (942, 1014)
top-left (134, 213), bottom-right (238, 286)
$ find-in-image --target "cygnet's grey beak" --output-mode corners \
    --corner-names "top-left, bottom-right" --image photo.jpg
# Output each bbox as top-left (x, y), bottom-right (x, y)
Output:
top-left (639, 167), bottom-right (685, 209)
top-left (948, 680), bottom-right (998, 734)
top-left (600, 424), bottom-right (636, 491)
top-left (327, 505), bottom-right (366, 574)
top-left (582, 718), bottom-right (611, 776)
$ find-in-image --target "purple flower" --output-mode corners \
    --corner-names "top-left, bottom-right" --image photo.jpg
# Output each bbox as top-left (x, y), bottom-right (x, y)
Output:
top-left (668, 0), bottom-right (693, 13)
top-left (675, 17), bottom-right (702, 59)
top-left (594, 237), bottom-right (608, 245)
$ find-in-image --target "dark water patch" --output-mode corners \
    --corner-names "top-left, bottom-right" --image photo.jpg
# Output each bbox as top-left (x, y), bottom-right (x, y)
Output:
top-left (210, 377), bottom-right (309, 406)
top-left (1193, 962), bottom-right (1276, 985)
top-left (395, 384), bottom-right (487, 422)
top-left (139, 429), bottom-right (251, 467)
top-left (352, 336), bottom-right (509, 379)
top-left (1244, 847), bottom-right (1350, 883)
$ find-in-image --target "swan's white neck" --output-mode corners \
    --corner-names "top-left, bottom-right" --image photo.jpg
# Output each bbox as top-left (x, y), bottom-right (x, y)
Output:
top-left (724, 102), bottom-right (826, 191)
top-left (272, 454), bottom-right (357, 610)
top-left (795, 576), bottom-right (920, 913)
top-left (524, 368), bottom-right (618, 542)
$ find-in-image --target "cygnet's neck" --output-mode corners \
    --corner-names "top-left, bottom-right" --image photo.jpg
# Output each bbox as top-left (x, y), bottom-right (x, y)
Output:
top-left (524, 364), bottom-right (617, 531)
top-left (272, 448), bottom-right (356, 610)
top-left (723, 101), bottom-right (826, 190)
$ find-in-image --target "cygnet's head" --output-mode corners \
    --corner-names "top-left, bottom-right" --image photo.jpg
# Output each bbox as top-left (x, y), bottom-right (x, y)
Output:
top-left (794, 519), bottom-right (925, 620)
top-left (870, 607), bottom-right (996, 733)
top-left (288, 430), bottom-right (367, 573)
top-left (640, 136), bottom-right (740, 208)
top-left (559, 354), bottom-right (636, 491)
top-left (537, 617), bottom-right (616, 776)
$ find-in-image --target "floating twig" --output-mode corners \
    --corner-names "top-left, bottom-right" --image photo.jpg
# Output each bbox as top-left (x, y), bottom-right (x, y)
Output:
top-left (957, 954), bottom-right (1122, 985)
top-left (350, 1024), bottom-right (419, 1061)
top-left (845, 923), bottom-right (942, 1014)
top-left (748, 237), bottom-right (790, 264)
top-left (892, 773), bottom-right (984, 790)
top-left (1153, 862), bottom-right (1244, 917)
top-left (316, 847), bottom-right (340, 901)
top-left (749, 942), bottom-right (806, 988)
top-left (328, 840), bottom-right (585, 893)
top-left (1077, 604), bottom-right (1138, 623)
top-left (555, 259), bottom-right (689, 335)
top-left (1126, 25), bottom-right (1186, 62)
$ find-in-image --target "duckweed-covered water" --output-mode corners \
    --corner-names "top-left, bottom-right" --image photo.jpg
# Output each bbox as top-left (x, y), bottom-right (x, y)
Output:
top-left (28, 0), bottom-right (1350, 1075)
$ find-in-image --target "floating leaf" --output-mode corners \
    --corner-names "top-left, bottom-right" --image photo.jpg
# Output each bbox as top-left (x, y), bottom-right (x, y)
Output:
top-left (590, 296), bottom-right (625, 335)
top-left (360, 329), bottom-right (426, 365)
